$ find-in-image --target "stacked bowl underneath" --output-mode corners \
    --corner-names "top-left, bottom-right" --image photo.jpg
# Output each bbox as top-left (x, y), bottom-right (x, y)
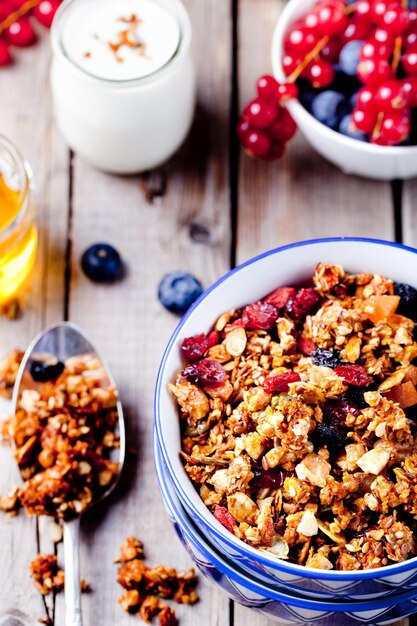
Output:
top-left (154, 238), bottom-right (417, 624)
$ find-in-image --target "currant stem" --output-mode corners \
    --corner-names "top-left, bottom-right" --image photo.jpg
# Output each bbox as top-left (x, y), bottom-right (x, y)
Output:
top-left (0, 0), bottom-right (40, 33)
top-left (287, 35), bottom-right (330, 83)
top-left (372, 112), bottom-right (384, 141)
top-left (392, 36), bottom-right (403, 73)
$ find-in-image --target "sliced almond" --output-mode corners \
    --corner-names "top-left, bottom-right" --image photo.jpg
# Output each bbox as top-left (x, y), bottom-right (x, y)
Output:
top-left (225, 326), bottom-right (247, 358)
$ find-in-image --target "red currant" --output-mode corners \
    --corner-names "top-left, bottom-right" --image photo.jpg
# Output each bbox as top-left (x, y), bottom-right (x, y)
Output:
top-left (242, 130), bottom-right (271, 158)
top-left (357, 57), bottom-right (393, 84)
top-left (304, 59), bottom-right (335, 88)
top-left (321, 37), bottom-right (343, 63)
top-left (371, 0), bottom-right (391, 22)
top-left (244, 98), bottom-right (278, 129)
top-left (402, 48), bottom-right (417, 75)
top-left (355, 0), bottom-right (373, 22)
top-left (373, 28), bottom-right (395, 44)
top-left (409, 9), bottom-right (417, 26)
top-left (375, 80), bottom-right (407, 112)
top-left (236, 118), bottom-right (250, 140)
top-left (0, 39), bottom-right (12, 66)
top-left (276, 82), bottom-right (298, 103)
top-left (343, 18), bottom-right (372, 43)
top-left (0, 2), bottom-right (15, 22)
top-left (315, 2), bottom-right (348, 36)
top-left (377, 4), bottom-right (410, 35)
top-left (33, 0), bottom-right (61, 28)
top-left (282, 52), bottom-right (302, 77)
top-left (373, 111), bottom-right (411, 145)
top-left (356, 85), bottom-right (378, 110)
top-left (257, 75), bottom-right (278, 101)
top-left (263, 142), bottom-right (286, 162)
top-left (5, 17), bottom-right (36, 47)
top-left (402, 76), bottom-right (417, 107)
top-left (352, 107), bottom-right (378, 132)
top-left (301, 11), bottom-right (320, 29)
top-left (360, 37), bottom-right (392, 60)
top-left (404, 25), bottom-right (417, 50)
top-left (284, 25), bottom-right (320, 54)
top-left (269, 108), bottom-right (297, 142)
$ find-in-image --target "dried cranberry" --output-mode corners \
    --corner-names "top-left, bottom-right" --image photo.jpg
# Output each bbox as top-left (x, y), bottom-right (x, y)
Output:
top-left (311, 348), bottom-right (345, 368)
top-left (182, 358), bottom-right (226, 387)
top-left (242, 301), bottom-right (278, 330)
top-left (214, 505), bottom-right (236, 533)
top-left (251, 468), bottom-right (290, 489)
top-left (263, 371), bottom-right (301, 394)
top-left (334, 364), bottom-right (370, 387)
top-left (207, 330), bottom-right (220, 347)
top-left (180, 333), bottom-right (209, 362)
top-left (297, 337), bottom-right (317, 355)
top-left (311, 423), bottom-right (344, 451)
top-left (323, 398), bottom-right (360, 431)
top-left (285, 288), bottom-right (320, 321)
top-left (264, 286), bottom-right (295, 310)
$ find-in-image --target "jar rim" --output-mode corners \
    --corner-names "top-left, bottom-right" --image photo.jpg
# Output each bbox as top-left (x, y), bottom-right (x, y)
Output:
top-left (51, 0), bottom-right (192, 86)
top-left (0, 135), bottom-right (32, 245)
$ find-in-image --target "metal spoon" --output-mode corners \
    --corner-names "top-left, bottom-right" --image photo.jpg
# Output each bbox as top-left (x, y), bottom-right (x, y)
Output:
top-left (11, 322), bottom-right (126, 626)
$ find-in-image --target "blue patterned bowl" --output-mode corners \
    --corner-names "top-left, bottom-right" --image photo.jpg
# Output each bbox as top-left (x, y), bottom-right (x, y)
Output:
top-left (154, 238), bottom-right (417, 599)
top-left (153, 433), bottom-right (417, 625)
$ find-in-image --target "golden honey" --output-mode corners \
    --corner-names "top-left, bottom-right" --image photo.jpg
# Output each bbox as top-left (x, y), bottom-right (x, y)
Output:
top-left (0, 137), bottom-right (37, 304)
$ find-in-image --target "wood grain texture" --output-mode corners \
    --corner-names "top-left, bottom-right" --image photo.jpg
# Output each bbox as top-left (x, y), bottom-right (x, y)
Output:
top-left (0, 30), bottom-right (69, 626)
top-left (53, 1), bottom-right (233, 624)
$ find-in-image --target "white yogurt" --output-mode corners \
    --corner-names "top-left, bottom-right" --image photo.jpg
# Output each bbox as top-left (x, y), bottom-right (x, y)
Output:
top-left (61, 0), bottom-right (181, 81)
top-left (50, 0), bottom-right (195, 173)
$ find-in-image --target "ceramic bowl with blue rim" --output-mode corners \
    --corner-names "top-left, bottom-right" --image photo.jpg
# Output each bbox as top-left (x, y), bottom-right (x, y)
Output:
top-left (153, 431), bottom-right (417, 625)
top-left (154, 238), bottom-right (417, 600)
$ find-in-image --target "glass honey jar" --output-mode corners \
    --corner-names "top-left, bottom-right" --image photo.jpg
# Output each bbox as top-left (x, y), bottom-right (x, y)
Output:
top-left (0, 136), bottom-right (37, 304)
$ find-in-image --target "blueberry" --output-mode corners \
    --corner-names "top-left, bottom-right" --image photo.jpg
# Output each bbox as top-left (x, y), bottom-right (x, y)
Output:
top-left (30, 359), bottom-right (65, 383)
top-left (339, 40), bottom-right (364, 77)
top-left (311, 90), bottom-right (348, 130)
top-left (394, 282), bottom-right (417, 321)
top-left (339, 114), bottom-right (368, 141)
top-left (297, 79), bottom-right (317, 113)
top-left (344, 386), bottom-right (369, 409)
top-left (349, 92), bottom-right (358, 111)
top-left (330, 70), bottom-right (362, 97)
top-left (158, 271), bottom-right (203, 315)
top-left (81, 243), bottom-right (123, 283)
top-left (409, 0), bottom-right (417, 8)
top-left (311, 424), bottom-right (344, 452)
top-left (311, 348), bottom-right (345, 368)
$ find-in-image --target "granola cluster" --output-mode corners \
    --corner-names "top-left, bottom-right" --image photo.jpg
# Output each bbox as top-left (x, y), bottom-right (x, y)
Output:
top-left (116, 537), bottom-right (199, 626)
top-left (30, 554), bottom-right (65, 596)
top-left (0, 352), bottom-right (120, 520)
top-left (171, 264), bottom-right (417, 570)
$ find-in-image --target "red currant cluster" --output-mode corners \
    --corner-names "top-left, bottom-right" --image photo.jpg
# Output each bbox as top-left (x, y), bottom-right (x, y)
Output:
top-left (238, 0), bottom-right (417, 160)
top-left (237, 76), bottom-right (298, 160)
top-left (0, 0), bottom-right (61, 66)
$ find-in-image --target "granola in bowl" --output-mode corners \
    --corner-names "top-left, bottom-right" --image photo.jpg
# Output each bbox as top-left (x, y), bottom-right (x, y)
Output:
top-left (170, 263), bottom-right (417, 571)
top-left (0, 352), bottom-right (120, 520)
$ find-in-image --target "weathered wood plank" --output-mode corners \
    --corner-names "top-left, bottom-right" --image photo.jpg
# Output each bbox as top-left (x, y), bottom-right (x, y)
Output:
top-left (54, 0), bottom-right (233, 624)
top-left (235, 1), bottom-right (401, 625)
top-left (0, 31), bottom-right (69, 626)
top-left (402, 181), bottom-right (417, 249)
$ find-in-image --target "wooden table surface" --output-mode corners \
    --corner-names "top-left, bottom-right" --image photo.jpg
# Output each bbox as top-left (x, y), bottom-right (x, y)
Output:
top-left (1, 1), bottom-right (417, 625)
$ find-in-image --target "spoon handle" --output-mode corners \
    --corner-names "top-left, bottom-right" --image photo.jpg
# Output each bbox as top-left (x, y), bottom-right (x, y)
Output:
top-left (64, 518), bottom-right (83, 626)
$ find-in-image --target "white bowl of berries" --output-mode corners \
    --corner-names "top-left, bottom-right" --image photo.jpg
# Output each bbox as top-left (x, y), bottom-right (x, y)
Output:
top-left (269, 0), bottom-right (417, 180)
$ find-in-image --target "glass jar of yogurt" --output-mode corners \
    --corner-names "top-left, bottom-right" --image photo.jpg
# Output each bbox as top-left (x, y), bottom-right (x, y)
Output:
top-left (50, 0), bottom-right (196, 174)
top-left (0, 136), bottom-right (37, 304)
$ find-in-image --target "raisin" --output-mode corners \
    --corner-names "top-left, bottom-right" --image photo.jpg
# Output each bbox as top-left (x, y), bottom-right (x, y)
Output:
top-left (264, 286), bottom-right (295, 310)
top-left (213, 505), bottom-right (236, 533)
top-left (242, 301), bottom-right (278, 330)
top-left (311, 423), bottom-right (344, 451)
top-left (311, 348), bottom-right (345, 369)
top-left (394, 282), bottom-right (417, 321)
top-left (334, 364), bottom-right (370, 387)
top-left (344, 386), bottom-right (369, 409)
top-left (251, 468), bottom-right (291, 490)
top-left (182, 358), bottom-right (226, 387)
top-left (297, 337), bottom-right (317, 355)
top-left (180, 333), bottom-right (209, 362)
top-left (285, 288), bottom-right (321, 321)
top-left (30, 360), bottom-right (65, 383)
top-left (263, 371), bottom-right (301, 394)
